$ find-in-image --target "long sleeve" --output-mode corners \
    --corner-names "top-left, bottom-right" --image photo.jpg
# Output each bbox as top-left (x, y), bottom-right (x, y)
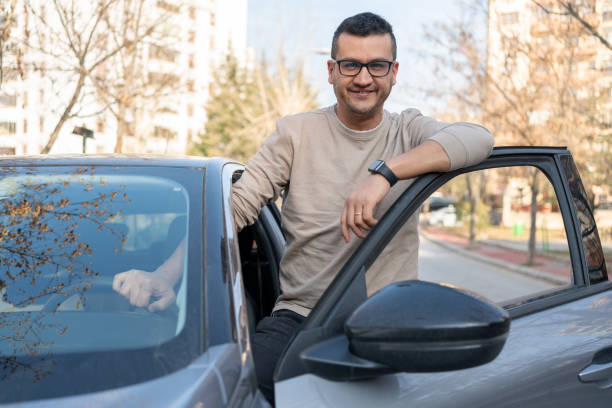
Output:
top-left (401, 110), bottom-right (494, 171)
top-left (232, 119), bottom-right (294, 231)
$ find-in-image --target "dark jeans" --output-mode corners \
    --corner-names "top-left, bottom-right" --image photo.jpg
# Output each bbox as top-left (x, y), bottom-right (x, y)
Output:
top-left (251, 309), bottom-right (306, 404)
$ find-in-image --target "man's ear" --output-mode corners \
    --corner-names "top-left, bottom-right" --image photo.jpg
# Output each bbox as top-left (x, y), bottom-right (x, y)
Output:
top-left (391, 61), bottom-right (399, 86)
top-left (327, 60), bottom-right (335, 84)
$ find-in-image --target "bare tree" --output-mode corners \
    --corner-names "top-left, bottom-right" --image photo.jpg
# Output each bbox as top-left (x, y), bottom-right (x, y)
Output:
top-left (87, 0), bottom-right (182, 153)
top-left (423, 0), bottom-right (602, 263)
top-left (533, 1), bottom-right (612, 50)
top-left (11, 0), bottom-right (170, 153)
top-left (0, 0), bottom-right (18, 89)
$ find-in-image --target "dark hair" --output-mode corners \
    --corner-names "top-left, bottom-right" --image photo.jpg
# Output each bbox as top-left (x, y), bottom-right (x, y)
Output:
top-left (331, 12), bottom-right (396, 60)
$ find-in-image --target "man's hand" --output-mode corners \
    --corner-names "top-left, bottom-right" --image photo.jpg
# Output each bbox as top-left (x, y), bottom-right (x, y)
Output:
top-left (341, 174), bottom-right (390, 242)
top-left (112, 269), bottom-right (176, 312)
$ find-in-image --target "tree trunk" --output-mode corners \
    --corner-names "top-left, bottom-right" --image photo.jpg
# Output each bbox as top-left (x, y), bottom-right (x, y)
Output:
top-left (526, 169), bottom-right (539, 265)
top-left (114, 103), bottom-right (125, 153)
top-left (41, 69), bottom-right (86, 154)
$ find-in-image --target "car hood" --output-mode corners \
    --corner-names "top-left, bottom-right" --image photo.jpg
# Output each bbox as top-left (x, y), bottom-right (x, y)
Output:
top-left (2, 344), bottom-right (238, 408)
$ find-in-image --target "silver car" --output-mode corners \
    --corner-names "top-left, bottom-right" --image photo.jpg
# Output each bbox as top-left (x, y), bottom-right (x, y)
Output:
top-left (0, 147), bottom-right (610, 407)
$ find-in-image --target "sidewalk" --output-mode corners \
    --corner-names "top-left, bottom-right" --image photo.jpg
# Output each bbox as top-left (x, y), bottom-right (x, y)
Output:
top-left (420, 226), bottom-right (572, 285)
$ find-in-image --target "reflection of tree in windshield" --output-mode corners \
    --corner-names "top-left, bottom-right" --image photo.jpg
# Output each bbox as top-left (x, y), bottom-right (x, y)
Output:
top-left (0, 166), bottom-right (129, 381)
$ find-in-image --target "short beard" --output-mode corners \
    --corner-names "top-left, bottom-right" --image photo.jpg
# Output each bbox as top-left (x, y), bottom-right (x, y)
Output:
top-left (334, 83), bottom-right (391, 118)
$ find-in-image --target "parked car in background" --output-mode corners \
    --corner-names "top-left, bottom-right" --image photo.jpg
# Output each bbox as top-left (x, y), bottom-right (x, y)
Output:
top-left (0, 147), bottom-right (610, 407)
top-left (427, 204), bottom-right (459, 227)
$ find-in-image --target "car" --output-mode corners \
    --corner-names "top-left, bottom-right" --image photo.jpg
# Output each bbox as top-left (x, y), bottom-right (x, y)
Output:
top-left (427, 204), bottom-right (459, 227)
top-left (0, 146), bottom-right (610, 407)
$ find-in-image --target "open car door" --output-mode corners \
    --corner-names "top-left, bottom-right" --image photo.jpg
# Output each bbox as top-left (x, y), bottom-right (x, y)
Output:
top-left (273, 147), bottom-right (612, 407)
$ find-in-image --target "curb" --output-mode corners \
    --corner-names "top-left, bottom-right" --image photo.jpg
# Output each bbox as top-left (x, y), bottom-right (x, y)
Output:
top-left (420, 231), bottom-right (568, 286)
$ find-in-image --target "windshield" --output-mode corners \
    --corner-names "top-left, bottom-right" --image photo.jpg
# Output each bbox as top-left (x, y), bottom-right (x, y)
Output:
top-left (0, 164), bottom-right (204, 403)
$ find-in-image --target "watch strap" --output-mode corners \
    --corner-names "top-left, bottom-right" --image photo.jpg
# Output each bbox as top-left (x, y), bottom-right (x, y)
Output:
top-left (368, 160), bottom-right (398, 187)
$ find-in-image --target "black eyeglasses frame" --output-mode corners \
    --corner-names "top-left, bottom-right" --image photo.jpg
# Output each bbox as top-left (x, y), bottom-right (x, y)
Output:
top-left (333, 59), bottom-right (395, 77)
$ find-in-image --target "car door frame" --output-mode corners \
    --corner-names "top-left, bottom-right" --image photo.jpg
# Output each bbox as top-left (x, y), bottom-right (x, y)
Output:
top-left (273, 146), bottom-right (612, 386)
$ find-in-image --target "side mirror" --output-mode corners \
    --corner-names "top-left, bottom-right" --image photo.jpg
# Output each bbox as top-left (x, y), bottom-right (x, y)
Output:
top-left (345, 280), bottom-right (510, 372)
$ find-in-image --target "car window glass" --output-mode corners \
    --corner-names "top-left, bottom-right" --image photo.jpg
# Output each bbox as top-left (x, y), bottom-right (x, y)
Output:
top-left (418, 166), bottom-right (572, 307)
top-left (560, 155), bottom-right (610, 283)
top-left (0, 169), bottom-right (190, 351)
top-left (0, 164), bottom-right (210, 403)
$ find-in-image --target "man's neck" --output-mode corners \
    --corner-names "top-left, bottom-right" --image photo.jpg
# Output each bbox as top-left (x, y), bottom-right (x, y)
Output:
top-left (334, 105), bottom-right (383, 131)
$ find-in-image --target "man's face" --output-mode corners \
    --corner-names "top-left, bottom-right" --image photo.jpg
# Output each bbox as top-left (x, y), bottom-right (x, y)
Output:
top-left (328, 33), bottom-right (398, 120)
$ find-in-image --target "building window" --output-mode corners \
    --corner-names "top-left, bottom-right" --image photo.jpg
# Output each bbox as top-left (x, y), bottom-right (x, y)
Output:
top-left (187, 79), bottom-right (195, 92)
top-left (209, 36), bottom-right (215, 50)
top-left (148, 71), bottom-right (180, 84)
top-left (189, 6), bottom-right (196, 20)
top-left (534, 4), bottom-right (549, 19)
top-left (0, 147), bottom-right (15, 155)
top-left (187, 104), bottom-right (193, 116)
top-left (0, 122), bottom-right (16, 135)
top-left (189, 54), bottom-right (195, 69)
top-left (501, 12), bottom-right (519, 25)
top-left (210, 12), bottom-right (216, 27)
top-left (23, 119), bottom-right (27, 134)
top-left (0, 93), bottom-right (17, 107)
top-left (39, 89), bottom-right (44, 104)
top-left (157, 0), bottom-right (179, 13)
top-left (602, 58), bottom-right (612, 74)
top-left (39, 117), bottom-right (44, 132)
top-left (150, 45), bottom-right (178, 62)
top-left (188, 30), bottom-right (195, 43)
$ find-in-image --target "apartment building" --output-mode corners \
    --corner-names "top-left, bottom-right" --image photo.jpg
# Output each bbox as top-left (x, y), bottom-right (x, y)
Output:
top-left (488, 0), bottom-right (611, 204)
top-left (0, 0), bottom-right (247, 155)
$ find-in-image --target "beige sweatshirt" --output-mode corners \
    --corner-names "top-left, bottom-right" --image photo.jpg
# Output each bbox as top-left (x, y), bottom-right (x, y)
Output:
top-left (232, 106), bottom-right (494, 316)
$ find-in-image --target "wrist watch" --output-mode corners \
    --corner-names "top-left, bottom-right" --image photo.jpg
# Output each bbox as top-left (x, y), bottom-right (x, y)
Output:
top-left (368, 160), bottom-right (398, 187)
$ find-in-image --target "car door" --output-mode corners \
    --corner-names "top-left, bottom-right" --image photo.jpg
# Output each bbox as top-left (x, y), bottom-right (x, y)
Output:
top-left (273, 147), bottom-right (612, 407)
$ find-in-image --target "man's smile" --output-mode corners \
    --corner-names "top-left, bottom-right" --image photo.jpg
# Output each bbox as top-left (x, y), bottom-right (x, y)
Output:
top-left (348, 88), bottom-right (377, 98)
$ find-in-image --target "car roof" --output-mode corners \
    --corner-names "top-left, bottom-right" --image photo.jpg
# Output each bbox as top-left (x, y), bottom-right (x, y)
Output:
top-left (0, 154), bottom-right (238, 169)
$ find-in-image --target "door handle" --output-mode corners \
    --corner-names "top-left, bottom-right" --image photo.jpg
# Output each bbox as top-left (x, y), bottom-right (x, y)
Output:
top-left (579, 348), bottom-right (612, 389)
top-left (579, 362), bottom-right (612, 383)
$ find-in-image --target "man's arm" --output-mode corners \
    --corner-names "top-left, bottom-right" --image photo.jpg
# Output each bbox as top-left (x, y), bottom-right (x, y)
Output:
top-left (112, 238), bottom-right (186, 311)
top-left (232, 119), bottom-right (293, 231)
top-left (342, 116), bottom-right (494, 242)
top-left (341, 140), bottom-right (449, 241)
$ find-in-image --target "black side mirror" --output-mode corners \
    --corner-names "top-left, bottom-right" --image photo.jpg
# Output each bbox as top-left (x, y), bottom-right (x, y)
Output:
top-left (345, 280), bottom-right (510, 372)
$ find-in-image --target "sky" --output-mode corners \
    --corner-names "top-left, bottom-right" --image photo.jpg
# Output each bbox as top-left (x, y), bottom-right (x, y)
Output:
top-left (247, 0), bottom-right (464, 115)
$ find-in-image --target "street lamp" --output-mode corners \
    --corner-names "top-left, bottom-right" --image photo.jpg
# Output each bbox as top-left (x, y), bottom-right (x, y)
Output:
top-left (72, 126), bottom-right (94, 153)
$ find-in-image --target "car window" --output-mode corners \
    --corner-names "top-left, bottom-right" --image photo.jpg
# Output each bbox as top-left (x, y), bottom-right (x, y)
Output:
top-left (0, 165), bottom-right (204, 403)
top-left (417, 165), bottom-right (573, 307)
top-left (560, 155), bottom-right (610, 283)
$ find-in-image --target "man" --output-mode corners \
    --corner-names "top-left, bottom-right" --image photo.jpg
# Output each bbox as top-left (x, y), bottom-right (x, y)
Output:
top-left (114, 12), bottom-right (493, 404)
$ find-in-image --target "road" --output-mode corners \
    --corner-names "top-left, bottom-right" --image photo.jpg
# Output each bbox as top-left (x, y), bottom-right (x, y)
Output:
top-left (418, 238), bottom-right (563, 304)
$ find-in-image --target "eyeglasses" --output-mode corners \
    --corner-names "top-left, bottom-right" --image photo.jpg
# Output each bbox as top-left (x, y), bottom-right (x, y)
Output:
top-left (333, 59), bottom-right (394, 77)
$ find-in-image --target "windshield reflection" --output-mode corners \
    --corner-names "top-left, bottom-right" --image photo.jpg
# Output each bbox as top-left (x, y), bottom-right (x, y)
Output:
top-left (0, 166), bottom-right (189, 385)
top-left (0, 166), bottom-right (128, 381)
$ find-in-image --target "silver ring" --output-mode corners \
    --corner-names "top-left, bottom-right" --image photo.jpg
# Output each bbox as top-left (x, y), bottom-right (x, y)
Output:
top-left (355, 213), bottom-right (362, 216)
